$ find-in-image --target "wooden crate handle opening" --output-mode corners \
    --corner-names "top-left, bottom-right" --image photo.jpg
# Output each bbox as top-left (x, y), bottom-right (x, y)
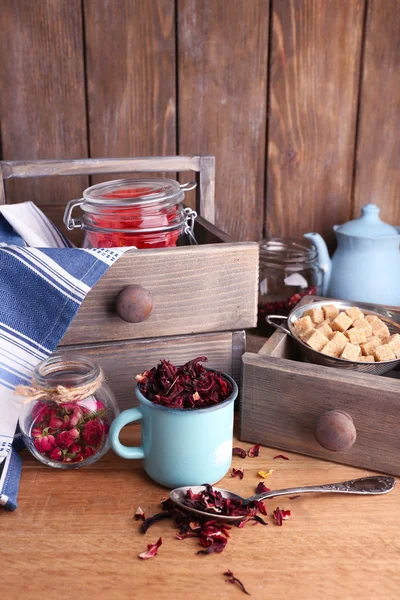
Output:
top-left (0, 155), bottom-right (216, 223)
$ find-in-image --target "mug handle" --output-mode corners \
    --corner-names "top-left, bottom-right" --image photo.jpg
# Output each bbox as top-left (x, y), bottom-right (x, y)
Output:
top-left (109, 408), bottom-right (145, 459)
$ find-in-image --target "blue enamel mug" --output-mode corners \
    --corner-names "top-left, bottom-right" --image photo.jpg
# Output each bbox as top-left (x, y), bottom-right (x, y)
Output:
top-left (109, 372), bottom-right (238, 488)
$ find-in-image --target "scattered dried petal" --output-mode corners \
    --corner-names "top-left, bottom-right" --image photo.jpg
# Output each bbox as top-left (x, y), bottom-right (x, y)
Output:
top-left (253, 514), bottom-right (268, 526)
top-left (255, 482), bottom-right (270, 494)
top-left (248, 444), bottom-right (260, 458)
top-left (140, 511), bottom-right (173, 533)
top-left (138, 537), bottom-right (162, 560)
top-left (289, 495), bottom-right (300, 500)
top-left (258, 469), bottom-right (273, 478)
top-left (224, 570), bottom-right (251, 596)
top-left (134, 506), bottom-right (145, 521)
top-left (232, 447), bottom-right (246, 459)
top-left (274, 454), bottom-right (289, 460)
top-left (231, 467), bottom-right (244, 480)
top-left (273, 507), bottom-right (291, 526)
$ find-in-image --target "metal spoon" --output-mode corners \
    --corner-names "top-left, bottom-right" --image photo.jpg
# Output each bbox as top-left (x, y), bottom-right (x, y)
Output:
top-left (170, 476), bottom-right (396, 523)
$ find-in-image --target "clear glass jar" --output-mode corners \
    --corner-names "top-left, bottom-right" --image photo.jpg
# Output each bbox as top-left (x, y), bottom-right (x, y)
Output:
top-left (19, 354), bottom-right (119, 469)
top-left (257, 237), bottom-right (324, 335)
top-left (63, 178), bottom-right (197, 249)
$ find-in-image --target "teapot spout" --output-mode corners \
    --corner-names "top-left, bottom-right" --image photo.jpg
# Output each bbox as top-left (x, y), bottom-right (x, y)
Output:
top-left (304, 232), bottom-right (331, 295)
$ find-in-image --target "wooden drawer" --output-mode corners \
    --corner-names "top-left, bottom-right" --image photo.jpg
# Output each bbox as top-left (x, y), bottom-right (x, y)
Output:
top-left (60, 242), bottom-right (258, 345)
top-left (59, 330), bottom-right (245, 411)
top-left (240, 328), bottom-right (400, 476)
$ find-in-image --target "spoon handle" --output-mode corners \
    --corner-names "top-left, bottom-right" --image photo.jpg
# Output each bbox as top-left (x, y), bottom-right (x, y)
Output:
top-left (246, 476), bottom-right (396, 504)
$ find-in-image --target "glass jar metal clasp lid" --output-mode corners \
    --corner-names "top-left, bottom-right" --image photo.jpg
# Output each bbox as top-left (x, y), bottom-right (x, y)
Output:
top-left (63, 178), bottom-right (198, 235)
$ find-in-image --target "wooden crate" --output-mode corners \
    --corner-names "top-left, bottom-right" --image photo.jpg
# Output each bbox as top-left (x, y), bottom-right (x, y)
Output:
top-left (240, 298), bottom-right (400, 476)
top-left (0, 156), bottom-right (258, 407)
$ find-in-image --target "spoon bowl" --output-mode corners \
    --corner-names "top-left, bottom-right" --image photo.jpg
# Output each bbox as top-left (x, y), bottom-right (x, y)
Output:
top-left (169, 476), bottom-right (396, 523)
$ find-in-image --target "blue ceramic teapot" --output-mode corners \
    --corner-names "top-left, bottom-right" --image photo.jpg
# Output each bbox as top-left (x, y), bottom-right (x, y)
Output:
top-left (304, 204), bottom-right (400, 306)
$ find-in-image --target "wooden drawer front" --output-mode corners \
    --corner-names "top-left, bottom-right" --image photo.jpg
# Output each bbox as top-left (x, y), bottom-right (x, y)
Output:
top-left (240, 352), bottom-right (400, 476)
top-left (59, 331), bottom-right (245, 411)
top-left (60, 243), bottom-right (258, 346)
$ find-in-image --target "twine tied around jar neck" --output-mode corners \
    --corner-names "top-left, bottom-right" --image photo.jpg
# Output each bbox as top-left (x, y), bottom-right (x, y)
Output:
top-left (14, 368), bottom-right (104, 405)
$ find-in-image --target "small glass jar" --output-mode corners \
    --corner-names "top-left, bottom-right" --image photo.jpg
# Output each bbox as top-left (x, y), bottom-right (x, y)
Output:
top-left (257, 237), bottom-right (324, 334)
top-left (19, 354), bottom-right (119, 469)
top-left (63, 178), bottom-right (197, 249)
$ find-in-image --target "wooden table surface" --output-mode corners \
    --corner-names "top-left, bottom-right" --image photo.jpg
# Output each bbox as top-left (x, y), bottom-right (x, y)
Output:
top-left (1, 426), bottom-right (399, 600)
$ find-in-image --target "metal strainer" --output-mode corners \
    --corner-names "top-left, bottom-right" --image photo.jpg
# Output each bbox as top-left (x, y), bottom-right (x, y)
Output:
top-left (267, 299), bottom-right (400, 375)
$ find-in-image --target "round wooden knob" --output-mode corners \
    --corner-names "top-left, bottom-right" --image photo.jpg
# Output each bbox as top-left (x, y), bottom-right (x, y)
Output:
top-left (314, 410), bottom-right (356, 452)
top-left (115, 285), bottom-right (154, 323)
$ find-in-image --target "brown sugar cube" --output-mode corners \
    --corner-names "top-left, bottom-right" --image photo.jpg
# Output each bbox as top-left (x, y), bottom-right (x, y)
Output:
top-left (320, 341), bottom-right (341, 357)
top-left (322, 305), bottom-right (339, 320)
top-left (387, 334), bottom-right (400, 354)
top-left (305, 330), bottom-right (330, 352)
top-left (328, 331), bottom-right (348, 353)
top-left (373, 344), bottom-right (396, 362)
top-left (365, 314), bottom-right (379, 325)
top-left (371, 319), bottom-right (390, 340)
top-left (345, 307), bottom-right (364, 321)
top-left (358, 355), bottom-right (375, 362)
top-left (340, 343), bottom-right (362, 361)
top-left (292, 316), bottom-right (314, 339)
top-left (316, 321), bottom-right (333, 338)
top-left (331, 312), bottom-right (353, 332)
top-left (304, 308), bottom-right (324, 324)
top-left (345, 327), bottom-right (367, 345)
top-left (352, 318), bottom-right (373, 337)
top-left (360, 337), bottom-right (380, 356)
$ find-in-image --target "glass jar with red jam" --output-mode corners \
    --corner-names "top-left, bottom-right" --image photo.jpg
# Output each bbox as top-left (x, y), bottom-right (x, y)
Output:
top-left (63, 178), bottom-right (197, 249)
top-left (258, 237), bottom-right (324, 335)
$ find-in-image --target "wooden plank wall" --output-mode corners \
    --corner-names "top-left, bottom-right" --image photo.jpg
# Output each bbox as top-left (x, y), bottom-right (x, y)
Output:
top-left (0, 0), bottom-right (398, 246)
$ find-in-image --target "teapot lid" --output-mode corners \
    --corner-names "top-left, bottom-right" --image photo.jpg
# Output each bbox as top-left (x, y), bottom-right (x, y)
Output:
top-left (336, 204), bottom-right (398, 237)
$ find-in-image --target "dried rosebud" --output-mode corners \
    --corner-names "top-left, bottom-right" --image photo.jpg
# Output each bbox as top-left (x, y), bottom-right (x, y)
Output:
top-left (138, 537), bottom-right (162, 560)
top-left (31, 426), bottom-right (43, 438)
top-left (96, 400), bottom-right (105, 411)
top-left (49, 447), bottom-right (63, 461)
top-left (255, 482), bottom-right (270, 494)
top-left (69, 409), bottom-right (82, 428)
top-left (34, 433), bottom-right (56, 453)
top-left (248, 444), bottom-right (260, 457)
top-left (49, 415), bottom-right (64, 430)
top-left (83, 420), bottom-right (105, 447)
top-left (69, 444), bottom-right (82, 454)
top-left (273, 454), bottom-right (289, 460)
top-left (135, 506), bottom-right (145, 521)
top-left (231, 467), bottom-right (244, 480)
top-left (56, 428), bottom-right (79, 449)
top-left (232, 447), bottom-right (246, 459)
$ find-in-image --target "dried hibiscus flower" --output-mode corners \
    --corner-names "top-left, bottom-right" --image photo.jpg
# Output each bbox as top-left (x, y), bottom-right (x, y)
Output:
top-left (134, 506), bottom-right (145, 521)
top-left (136, 357), bottom-right (232, 409)
top-left (255, 482), bottom-right (270, 494)
top-left (231, 467), bottom-right (244, 479)
top-left (232, 447), bottom-right (246, 459)
top-left (183, 484), bottom-right (266, 519)
top-left (139, 485), bottom-right (268, 556)
top-left (273, 507), bottom-right (291, 526)
top-left (224, 570), bottom-right (251, 596)
top-left (274, 454), bottom-right (289, 460)
top-left (138, 537), bottom-right (162, 559)
top-left (248, 444), bottom-right (260, 457)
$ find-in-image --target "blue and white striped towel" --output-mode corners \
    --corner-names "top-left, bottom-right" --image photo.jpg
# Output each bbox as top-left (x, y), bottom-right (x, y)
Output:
top-left (0, 201), bottom-right (126, 510)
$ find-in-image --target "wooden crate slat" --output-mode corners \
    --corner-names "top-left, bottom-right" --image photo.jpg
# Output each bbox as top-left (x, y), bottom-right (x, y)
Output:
top-left (178, 0), bottom-right (269, 241)
top-left (0, 0), bottom-right (88, 206)
top-left (353, 0), bottom-right (400, 225)
top-left (266, 0), bottom-right (365, 248)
